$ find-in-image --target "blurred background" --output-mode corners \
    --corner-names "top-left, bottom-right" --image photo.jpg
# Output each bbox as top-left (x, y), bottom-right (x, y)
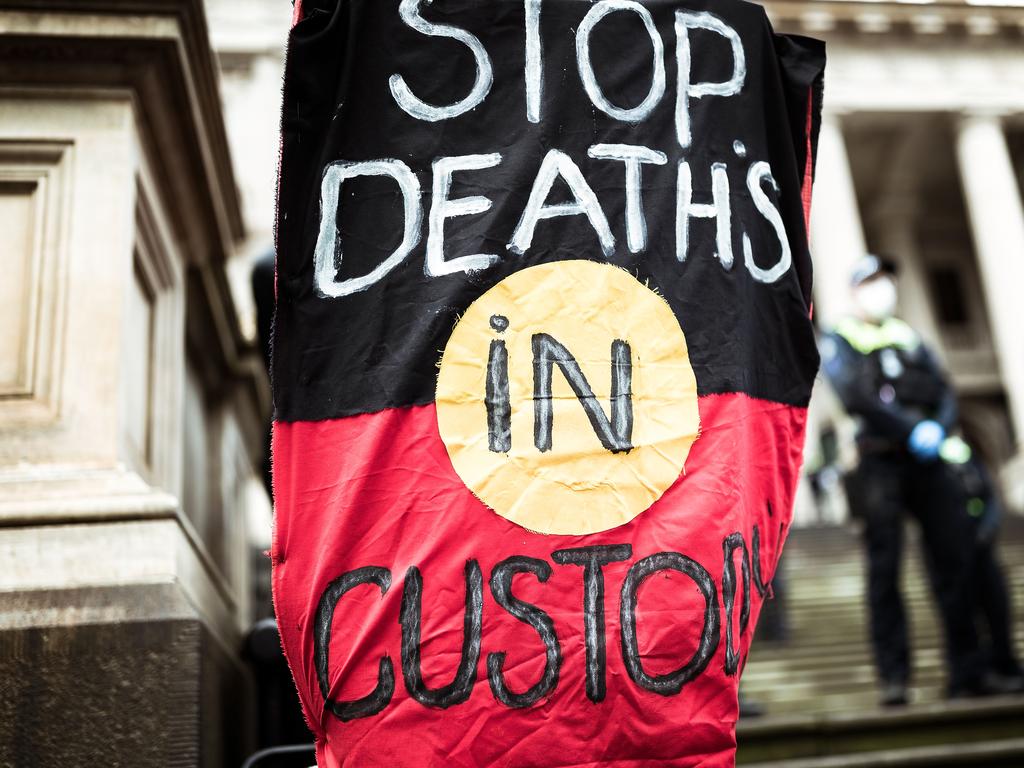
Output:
top-left (0, 0), bottom-right (1021, 766)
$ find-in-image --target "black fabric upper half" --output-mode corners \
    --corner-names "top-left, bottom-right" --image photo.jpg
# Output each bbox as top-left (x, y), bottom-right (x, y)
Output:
top-left (274, 0), bottom-right (825, 422)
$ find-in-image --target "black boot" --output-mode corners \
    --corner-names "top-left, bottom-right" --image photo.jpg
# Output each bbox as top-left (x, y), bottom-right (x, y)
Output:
top-left (879, 681), bottom-right (909, 707)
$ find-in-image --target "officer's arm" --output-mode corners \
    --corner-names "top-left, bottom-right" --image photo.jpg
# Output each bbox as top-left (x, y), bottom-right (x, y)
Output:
top-left (820, 333), bottom-right (919, 441)
top-left (922, 344), bottom-right (958, 431)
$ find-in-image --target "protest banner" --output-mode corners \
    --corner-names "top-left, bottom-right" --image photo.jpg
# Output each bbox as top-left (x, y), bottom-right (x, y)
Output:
top-left (273, 1), bottom-right (824, 764)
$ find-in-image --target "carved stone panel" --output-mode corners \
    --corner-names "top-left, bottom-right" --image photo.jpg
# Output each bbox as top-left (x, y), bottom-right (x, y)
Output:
top-left (0, 141), bottom-right (71, 425)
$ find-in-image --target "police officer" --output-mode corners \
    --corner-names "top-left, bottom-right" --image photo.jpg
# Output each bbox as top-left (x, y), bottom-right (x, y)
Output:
top-left (821, 255), bottom-right (984, 706)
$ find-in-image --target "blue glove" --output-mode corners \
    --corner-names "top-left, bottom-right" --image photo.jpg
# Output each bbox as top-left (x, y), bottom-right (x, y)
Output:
top-left (908, 420), bottom-right (945, 461)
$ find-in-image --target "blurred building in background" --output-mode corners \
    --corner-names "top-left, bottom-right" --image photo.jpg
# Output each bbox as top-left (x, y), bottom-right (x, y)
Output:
top-left (786, 0), bottom-right (1024, 524)
top-left (1, 0), bottom-right (1022, 766)
top-left (746, 5), bottom-right (1024, 764)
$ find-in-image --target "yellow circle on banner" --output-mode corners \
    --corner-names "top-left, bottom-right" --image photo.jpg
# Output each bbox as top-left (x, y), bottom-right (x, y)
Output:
top-left (436, 260), bottom-right (700, 535)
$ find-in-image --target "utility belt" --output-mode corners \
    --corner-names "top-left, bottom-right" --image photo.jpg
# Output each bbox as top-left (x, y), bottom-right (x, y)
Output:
top-left (844, 435), bottom-right (983, 520)
top-left (854, 435), bottom-right (907, 458)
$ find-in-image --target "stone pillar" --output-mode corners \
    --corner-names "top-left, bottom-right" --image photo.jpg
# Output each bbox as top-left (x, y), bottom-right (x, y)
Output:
top-left (955, 113), bottom-right (1024, 454)
top-left (809, 114), bottom-right (869, 330)
top-left (797, 114), bottom-right (867, 526)
top-left (0, 3), bottom-right (270, 765)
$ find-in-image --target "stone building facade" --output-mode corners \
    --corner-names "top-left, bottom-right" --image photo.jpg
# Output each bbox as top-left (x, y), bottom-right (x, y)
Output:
top-left (0, 1), bottom-right (271, 765)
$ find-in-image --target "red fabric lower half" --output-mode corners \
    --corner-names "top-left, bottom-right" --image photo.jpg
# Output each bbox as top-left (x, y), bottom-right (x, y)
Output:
top-left (272, 393), bottom-right (808, 768)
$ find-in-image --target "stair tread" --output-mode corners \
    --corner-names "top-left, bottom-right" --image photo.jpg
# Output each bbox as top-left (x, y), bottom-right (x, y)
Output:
top-left (741, 736), bottom-right (1024, 768)
top-left (736, 520), bottom-right (1024, 763)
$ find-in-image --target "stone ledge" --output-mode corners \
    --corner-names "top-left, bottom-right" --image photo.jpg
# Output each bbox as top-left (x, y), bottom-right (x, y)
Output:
top-left (0, 518), bottom-right (246, 650)
top-left (0, 465), bottom-right (178, 524)
top-left (765, 0), bottom-right (1024, 38)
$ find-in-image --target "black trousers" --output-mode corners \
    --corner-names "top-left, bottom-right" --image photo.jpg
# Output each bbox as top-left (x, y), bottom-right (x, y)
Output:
top-left (850, 453), bottom-right (980, 691)
top-left (971, 538), bottom-right (1021, 676)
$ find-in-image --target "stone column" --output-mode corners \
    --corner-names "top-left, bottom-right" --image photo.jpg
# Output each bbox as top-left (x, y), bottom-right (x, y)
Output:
top-left (809, 114), bottom-right (869, 330)
top-left (798, 114), bottom-right (868, 526)
top-left (955, 113), bottom-right (1024, 453)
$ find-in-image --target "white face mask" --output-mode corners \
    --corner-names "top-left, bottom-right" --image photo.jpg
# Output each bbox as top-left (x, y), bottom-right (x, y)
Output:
top-left (854, 276), bottom-right (898, 321)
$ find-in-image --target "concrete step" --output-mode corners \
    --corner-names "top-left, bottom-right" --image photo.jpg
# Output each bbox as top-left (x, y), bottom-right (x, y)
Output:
top-left (747, 627), bottom-right (1024, 666)
top-left (749, 632), bottom-right (1024, 663)
top-left (736, 696), bottom-right (1024, 764)
top-left (742, 736), bottom-right (1024, 767)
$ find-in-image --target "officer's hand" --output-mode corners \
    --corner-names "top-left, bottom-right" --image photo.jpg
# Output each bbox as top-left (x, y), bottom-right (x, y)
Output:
top-left (908, 420), bottom-right (945, 461)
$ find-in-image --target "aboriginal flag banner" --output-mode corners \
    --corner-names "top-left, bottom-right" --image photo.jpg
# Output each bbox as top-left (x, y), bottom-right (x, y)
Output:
top-left (273, 1), bottom-right (824, 765)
